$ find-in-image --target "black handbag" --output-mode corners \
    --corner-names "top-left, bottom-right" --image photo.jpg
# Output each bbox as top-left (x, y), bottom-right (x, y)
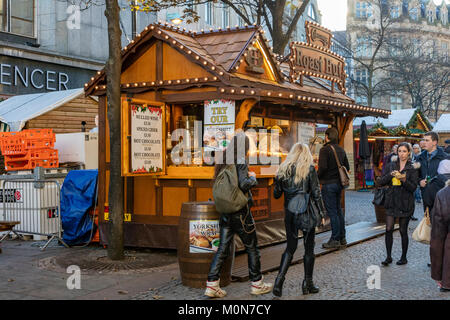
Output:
top-left (372, 188), bottom-right (385, 206)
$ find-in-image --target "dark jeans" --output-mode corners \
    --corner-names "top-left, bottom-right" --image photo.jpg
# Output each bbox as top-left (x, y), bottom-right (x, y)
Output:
top-left (322, 183), bottom-right (345, 241)
top-left (414, 187), bottom-right (422, 202)
top-left (284, 209), bottom-right (316, 277)
top-left (207, 207), bottom-right (262, 282)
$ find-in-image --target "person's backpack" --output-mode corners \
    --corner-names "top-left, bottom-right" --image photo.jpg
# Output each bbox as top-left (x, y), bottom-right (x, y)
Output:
top-left (213, 165), bottom-right (248, 214)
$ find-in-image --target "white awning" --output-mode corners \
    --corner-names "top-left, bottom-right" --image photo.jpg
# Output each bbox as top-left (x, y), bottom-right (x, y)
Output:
top-left (353, 108), bottom-right (417, 128)
top-left (433, 113), bottom-right (450, 133)
top-left (0, 88), bottom-right (84, 132)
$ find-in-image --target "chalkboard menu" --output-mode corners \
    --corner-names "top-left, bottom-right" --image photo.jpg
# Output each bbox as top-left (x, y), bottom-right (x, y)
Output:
top-left (131, 104), bottom-right (163, 174)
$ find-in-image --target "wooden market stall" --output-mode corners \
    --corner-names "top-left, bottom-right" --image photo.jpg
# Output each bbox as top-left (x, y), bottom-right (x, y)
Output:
top-left (352, 108), bottom-right (432, 189)
top-left (85, 21), bottom-right (389, 250)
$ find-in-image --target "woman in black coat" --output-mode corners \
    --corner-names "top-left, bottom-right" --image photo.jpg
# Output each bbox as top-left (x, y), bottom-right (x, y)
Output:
top-left (272, 143), bottom-right (326, 297)
top-left (377, 142), bottom-right (419, 266)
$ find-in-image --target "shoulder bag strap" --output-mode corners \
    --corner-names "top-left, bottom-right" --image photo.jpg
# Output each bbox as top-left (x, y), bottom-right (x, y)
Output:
top-left (329, 145), bottom-right (343, 169)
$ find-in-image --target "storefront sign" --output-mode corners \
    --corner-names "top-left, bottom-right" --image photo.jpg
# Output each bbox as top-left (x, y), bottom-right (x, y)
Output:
top-left (298, 122), bottom-right (316, 145)
top-left (131, 104), bottom-right (163, 174)
top-left (0, 56), bottom-right (96, 95)
top-left (203, 99), bottom-right (235, 150)
top-left (189, 220), bottom-right (220, 253)
top-left (289, 21), bottom-right (346, 91)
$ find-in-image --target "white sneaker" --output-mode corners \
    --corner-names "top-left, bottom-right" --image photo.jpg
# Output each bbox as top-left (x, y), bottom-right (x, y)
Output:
top-left (204, 280), bottom-right (227, 298)
top-left (250, 276), bottom-right (273, 295)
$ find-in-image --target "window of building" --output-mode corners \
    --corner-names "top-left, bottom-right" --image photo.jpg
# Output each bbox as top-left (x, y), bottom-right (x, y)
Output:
top-left (356, 1), bottom-right (372, 19)
top-left (410, 7), bottom-right (418, 21)
top-left (205, 2), bottom-right (213, 25)
top-left (308, 3), bottom-right (316, 21)
top-left (356, 68), bottom-right (368, 86)
top-left (390, 91), bottom-right (403, 110)
top-left (0, 0), bottom-right (35, 38)
top-left (390, 5), bottom-right (400, 18)
top-left (441, 10), bottom-right (448, 24)
top-left (356, 36), bottom-right (371, 57)
top-left (222, 5), bottom-right (229, 28)
top-left (356, 95), bottom-right (368, 104)
top-left (442, 41), bottom-right (448, 61)
top-left (428, 9), bottom-right (434, 23)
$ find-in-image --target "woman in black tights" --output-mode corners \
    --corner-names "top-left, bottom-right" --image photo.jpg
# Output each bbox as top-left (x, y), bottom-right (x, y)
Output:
top-left (376, 142), bottom-right (419, 266)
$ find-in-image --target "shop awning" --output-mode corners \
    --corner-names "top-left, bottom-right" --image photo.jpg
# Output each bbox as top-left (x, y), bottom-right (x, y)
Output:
top-left (0, 88), bottom-right (84, 131)
top-left (433, 113), bottom-right (450, 133)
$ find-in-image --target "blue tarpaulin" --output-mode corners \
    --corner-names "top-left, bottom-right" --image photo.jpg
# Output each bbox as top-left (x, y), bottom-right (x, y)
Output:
top-left (61, 170), bottom-right (98, 245)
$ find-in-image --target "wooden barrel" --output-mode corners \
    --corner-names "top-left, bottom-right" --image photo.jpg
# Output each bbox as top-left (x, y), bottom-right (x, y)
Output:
top-left (177, 201), bottom-right (234, 288)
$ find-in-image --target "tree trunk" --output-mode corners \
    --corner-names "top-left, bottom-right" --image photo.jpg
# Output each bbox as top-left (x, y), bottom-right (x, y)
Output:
top-left (105, 0), bottom-right (124, 261)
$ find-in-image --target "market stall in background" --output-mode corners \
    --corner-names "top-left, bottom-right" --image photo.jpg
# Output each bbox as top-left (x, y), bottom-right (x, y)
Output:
top-left (0, 89), bottom-right (100, 248)
top-left (85, 21), bottom-right (389, 251)
top-left (352, 108), bottom-right (432, 190)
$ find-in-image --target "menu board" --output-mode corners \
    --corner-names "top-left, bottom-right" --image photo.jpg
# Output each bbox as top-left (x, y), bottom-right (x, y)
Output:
top-left (203, 99), bottom-right (235, 151)
top-left (131, 104), bottom-right (163, 174)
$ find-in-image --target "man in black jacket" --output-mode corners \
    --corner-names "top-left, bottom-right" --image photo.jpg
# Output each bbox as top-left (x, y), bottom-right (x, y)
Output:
top-left (318, 127), bottom-right (350, 249)
top-left (416, 131), bottom-right (449, 214)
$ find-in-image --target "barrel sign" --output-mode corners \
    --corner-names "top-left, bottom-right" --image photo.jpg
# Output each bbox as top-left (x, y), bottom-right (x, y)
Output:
top-left (189, 220), bottom-right (220, 253)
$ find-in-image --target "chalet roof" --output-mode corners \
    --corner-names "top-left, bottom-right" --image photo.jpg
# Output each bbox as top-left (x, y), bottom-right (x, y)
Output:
top-left (84, 22), bottom-right (389, 118)
top-left (353, 108), bottom-right (431, 131)
top-left (434, 113), bottom-right (450, 133)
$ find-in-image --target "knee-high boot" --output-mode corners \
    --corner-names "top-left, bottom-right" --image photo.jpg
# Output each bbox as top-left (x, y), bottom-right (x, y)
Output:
top-left (302, 254), bottom-right (319, 294)
top-left (272, 252), bottom-right (293, 297)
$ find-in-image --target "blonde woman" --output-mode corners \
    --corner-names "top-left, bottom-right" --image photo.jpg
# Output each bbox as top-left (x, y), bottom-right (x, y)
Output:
top-left (272, 143), bottom-right (326, 297)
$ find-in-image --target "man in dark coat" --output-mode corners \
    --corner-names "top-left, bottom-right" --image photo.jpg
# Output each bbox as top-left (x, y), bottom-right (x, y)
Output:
top-left (318, 127), bottom-right (350, 249)
top-left (415, 131), bottom-right (449, 213)
top-left (430, 180), bottom-right (450, 292)
top-left (423, 160), bottom-right (450, 212)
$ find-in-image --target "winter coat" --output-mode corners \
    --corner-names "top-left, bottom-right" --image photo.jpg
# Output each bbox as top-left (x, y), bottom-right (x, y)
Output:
top-left (274, 165), bottom-right (326, 230)
top-left (415, 147), bottom-right (448, 182)
top-left (317, 142), bottom-right (350, 185)
top-left (423, 173), bottom-right (450, 210)
top-left (376, 158), bottom-right (419, 217)
top-left (430, 182), bottom-right (450, 289)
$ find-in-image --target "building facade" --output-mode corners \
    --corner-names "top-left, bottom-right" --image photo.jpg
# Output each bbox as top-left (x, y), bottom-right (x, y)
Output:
top-left (0, 0), bottom-right (155, 97)
top-left (346, 0), bottom-right (450, 119)
top-left (157, 1), bottom-right (322, 54)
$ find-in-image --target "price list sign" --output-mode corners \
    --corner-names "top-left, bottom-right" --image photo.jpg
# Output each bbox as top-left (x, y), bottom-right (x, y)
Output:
top-left (131, 104), bottom-right (163, 174)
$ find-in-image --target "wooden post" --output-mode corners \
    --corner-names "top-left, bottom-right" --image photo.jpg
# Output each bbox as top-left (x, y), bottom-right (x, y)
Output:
top-left (235, 99), bottom-right (258, 129)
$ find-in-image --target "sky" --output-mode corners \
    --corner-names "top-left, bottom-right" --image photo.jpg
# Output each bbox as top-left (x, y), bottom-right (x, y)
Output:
top-left (316, 0), bottom-right (449, 31)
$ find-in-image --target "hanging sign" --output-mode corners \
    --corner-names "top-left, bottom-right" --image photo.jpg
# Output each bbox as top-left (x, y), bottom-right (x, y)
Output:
top-left (203, 99), bottom-right (235, 151)
top-left (131, 104), bottom-right (163, 173)
top-left (289, 21), bottom-right (346, 92)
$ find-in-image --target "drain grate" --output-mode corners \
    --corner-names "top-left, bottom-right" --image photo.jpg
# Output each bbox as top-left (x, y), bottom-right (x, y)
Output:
top-left (40, 248), bottom-right (178, 274)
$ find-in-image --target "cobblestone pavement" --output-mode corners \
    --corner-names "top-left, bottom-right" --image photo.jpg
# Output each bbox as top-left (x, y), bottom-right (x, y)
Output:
top-left (134, 195), bottom-right (450, 300)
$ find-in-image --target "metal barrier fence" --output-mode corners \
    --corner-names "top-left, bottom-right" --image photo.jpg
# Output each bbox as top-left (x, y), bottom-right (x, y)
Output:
top-left (0, 179), bottom-right (69, 250)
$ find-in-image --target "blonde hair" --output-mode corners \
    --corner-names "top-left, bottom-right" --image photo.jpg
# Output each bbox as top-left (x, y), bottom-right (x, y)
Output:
top-left (276, 143), bottom-right (313, 184)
